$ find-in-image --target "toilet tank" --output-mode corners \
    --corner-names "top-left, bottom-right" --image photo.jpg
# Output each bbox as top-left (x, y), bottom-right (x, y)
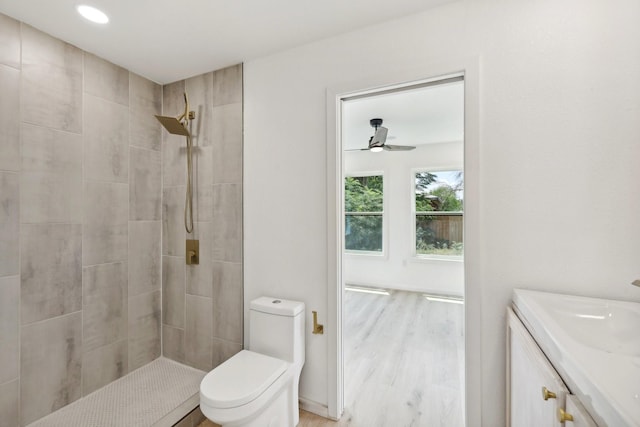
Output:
top-left (249, 297), bottom-right (305, 367)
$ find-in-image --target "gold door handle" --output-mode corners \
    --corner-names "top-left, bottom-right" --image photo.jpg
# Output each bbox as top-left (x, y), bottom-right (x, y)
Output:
top-left (312, 311), bottom-right (324, 334)
top-left (542, 386), bottom-right (557, 401)
top-left (558, 408), bottom-right (574, 423)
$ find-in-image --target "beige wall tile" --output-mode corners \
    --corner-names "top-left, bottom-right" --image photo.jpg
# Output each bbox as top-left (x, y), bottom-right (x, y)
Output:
top-left (185, 72), bottom-right (213, 147)
top-left (162, 324), bottom-right (185, 363)
top-left (187, 222), bottom-right (213, 298)
top-left (128, 290), bottom-right (161, 371)
top-left (212, 262), bottom-right (243, 344)
top-left (162, 256), bottom-right (185, 328)
top-left (212, 184), bottom-right (242, 263)
top-left (130, 73), bottom-right (162, 151)
top-left (211, 103), bottom-right (242, 185)
top-left (0, 276), bottom-right (19, 384)
top-left (82, 339), bottom-right (128, 395)
top-left (20, 123), bottom-right (82, 223)
top-left (20, 223), bottom-right (82, 324)
top-left (0, 65), bottom-right (20, 172)
top-left (129, 221), bottom-right (161, 296)
top-left (83, 181), bottom-right (128, 265)
top-left (130, 147), bottom-right (161, 220)
top-left (21, 25), bottom-right (82, 134)
top-left (20, 312), bottom-right (82, 425)
top-left (0, 172), bottom-right (19, 277)
top-left (211, 338), bottom-right (242, 369)
top-left (0, 379), bottom-right (19, 427)
top-left (162, 186), bottom-right (186, 256)
top-left (212, 64), bottom-right (242, 106)
top-left (84, 94), bottom-right (129, 183)
top-left (82, 262), bottom-right (127, 352)
top-left (185, 294), bottom-right (213, 371)
top-left (84, 53), bottom-right (129, 106)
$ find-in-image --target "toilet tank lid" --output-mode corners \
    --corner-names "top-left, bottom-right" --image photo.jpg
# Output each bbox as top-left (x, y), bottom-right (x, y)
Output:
top-left (200, 350), bottom-right (288, 409)
top-left (250, 297), bottom-right (304, 316)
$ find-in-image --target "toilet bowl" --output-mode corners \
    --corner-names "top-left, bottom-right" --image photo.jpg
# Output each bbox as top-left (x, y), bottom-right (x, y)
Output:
top-left (200, 297), bottom-right (305, 427)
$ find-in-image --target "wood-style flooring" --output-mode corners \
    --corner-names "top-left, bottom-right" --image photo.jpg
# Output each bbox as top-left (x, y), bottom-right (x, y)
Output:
top-left (200, 289), bottom-right (465, 427)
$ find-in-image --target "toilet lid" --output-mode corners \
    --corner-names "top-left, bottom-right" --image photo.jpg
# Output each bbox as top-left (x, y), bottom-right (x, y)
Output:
top-left (200, 350), bottom-right (288, 409)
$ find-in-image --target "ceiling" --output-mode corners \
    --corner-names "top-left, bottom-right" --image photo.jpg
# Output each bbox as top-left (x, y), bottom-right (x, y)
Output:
top-left (0, 0), bottom-right (452, 84)
top-left (342, 80), bottom-right (464, 151)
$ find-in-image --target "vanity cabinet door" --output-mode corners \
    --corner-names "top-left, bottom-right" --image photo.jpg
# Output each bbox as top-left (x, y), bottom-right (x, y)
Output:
top-left (507, 308), bottom-right (569, 427)
top-left (563, 396), bottom-right (598, 427)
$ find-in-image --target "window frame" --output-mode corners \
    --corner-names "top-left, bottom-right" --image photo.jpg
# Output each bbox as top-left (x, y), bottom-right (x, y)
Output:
top-left (411, 167), bottom-right (464, 262)
top-left (344, 171), bottom-right (387, 258)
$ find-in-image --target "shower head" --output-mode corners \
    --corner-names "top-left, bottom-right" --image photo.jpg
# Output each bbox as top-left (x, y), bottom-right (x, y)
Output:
top-left (155, 115), bottom-right (191, 136)
top-left (155, 92), bottom-right (193, 137)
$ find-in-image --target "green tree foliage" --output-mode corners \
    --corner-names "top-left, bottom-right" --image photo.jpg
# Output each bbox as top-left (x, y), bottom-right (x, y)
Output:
top-left (345, 176), bottom-right (383, 251)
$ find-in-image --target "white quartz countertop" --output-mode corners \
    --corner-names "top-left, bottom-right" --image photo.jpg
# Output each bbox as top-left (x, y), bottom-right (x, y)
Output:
top-left (512, 289), bottom-right (640, 427)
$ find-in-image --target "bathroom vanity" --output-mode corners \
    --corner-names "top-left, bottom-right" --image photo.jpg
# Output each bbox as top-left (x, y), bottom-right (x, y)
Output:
top-left (507, 289), bottom-right (640, 427)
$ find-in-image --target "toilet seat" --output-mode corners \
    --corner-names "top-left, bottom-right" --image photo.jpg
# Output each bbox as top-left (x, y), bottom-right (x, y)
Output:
top-left (201, 350), bottom-right (289, 409)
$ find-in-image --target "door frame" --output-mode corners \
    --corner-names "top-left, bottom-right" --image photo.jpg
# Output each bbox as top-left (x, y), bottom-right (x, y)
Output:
top-left (325, 57), bottom-right (481, 424)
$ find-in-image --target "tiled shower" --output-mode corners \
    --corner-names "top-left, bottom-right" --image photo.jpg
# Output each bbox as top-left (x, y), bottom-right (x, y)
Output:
top-left (0, 12), bottom-right (243, 426)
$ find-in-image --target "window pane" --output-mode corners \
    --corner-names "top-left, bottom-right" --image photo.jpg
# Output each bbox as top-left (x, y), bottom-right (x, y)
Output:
top-left (345, 175), bottom-right (383, 252)
top-left (346, 214), bottom-right (383, 252)
top-left (416, 213), bottom-right (463, 256)
top-left (415, 170), bottom-right (463, 256)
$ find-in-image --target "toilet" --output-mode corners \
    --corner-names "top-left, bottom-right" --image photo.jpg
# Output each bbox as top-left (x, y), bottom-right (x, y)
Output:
top-left (200, 297), bottom-right (305, 427)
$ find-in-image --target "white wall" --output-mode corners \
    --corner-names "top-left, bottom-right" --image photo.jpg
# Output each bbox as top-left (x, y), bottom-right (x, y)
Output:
top-left (344, 142), bottom-right (464, 295)
top-left (243, 0), bottom-right (640, 425)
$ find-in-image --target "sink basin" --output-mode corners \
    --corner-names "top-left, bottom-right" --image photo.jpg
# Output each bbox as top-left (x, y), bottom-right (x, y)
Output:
top-left (544, 295), bottom-right (640, 356)
top-left (513, 289), bottom-right (640, 427)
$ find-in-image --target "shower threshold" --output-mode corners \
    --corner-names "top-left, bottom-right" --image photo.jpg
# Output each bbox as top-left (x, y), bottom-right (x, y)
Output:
top-left (27, 357), bottom-right (206, 427)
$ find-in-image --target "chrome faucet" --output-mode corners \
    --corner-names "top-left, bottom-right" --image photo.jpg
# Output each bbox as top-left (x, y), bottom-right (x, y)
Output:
top-left (632, 280), bottom-right (640, 287)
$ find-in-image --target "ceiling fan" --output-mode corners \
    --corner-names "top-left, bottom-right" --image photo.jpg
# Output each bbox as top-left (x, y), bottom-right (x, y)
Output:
top-left (352, 118), bottom-right (416, 152)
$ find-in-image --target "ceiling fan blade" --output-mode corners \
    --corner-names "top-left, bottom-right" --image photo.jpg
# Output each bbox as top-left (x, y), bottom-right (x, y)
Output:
top-left (369, 126), bottom-right (388, 147)
top-left (345, 147), bottom-right (373, 151)
top-left (383, 144), bottom-right (416, 151)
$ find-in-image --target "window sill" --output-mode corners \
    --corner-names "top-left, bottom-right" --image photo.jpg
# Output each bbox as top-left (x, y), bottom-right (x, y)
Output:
top-left (409, 255), bottom-right (464, 264)
top-left (344, 251), bottom-right (386, 260)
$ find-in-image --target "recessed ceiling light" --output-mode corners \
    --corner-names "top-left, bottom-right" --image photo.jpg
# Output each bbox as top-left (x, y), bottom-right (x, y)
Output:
top-left (77, 5), bottom-right (109, 24)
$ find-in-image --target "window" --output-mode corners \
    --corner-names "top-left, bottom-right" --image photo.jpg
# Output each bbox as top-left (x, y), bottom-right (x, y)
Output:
top-left (345, 174), bottom-right (383, 253)
top-left (414, 170), bottom-right (463, 257)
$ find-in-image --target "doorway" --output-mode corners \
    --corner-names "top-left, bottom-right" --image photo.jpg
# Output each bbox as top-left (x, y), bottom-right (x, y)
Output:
top-left (327, 72), bottom-right (472, 425)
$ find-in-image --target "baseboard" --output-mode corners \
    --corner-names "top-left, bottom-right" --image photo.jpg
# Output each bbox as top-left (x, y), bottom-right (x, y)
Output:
top-left (299, 397), bottom-right (332, 419)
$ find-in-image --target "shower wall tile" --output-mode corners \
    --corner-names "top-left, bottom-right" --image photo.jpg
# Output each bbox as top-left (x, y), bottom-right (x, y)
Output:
top-left (212, 184), bottom-right (243, 263)
top-left (162, 186), bottom-right (186, 256)
top-left (129, 221), bottom-right (161, 296)
top-left (0, 172), bottom-right (19, 277)
top-left (0, 379), bottom-right (19, 427)
top-left (130, 147), bottom-right (161, 220)
top-left (212, 102), bottom-right (243, 185)
top-left (83, 181), bottom-right (128, 265)
top-left (84, 53), bottom-right (129, 106)
top-left (20, 123), bottom-right (82, 223)
top-left (211, 338), bottom-right (242, 369)
top-left (185, 294), bottom-right (213, 371)
top-left (82, 339), bottom-right (128, 395)
top-left (185, 72), bottom-right (213, 147)
top-left (21, 25), bottom-right (82, 134)
top-left (0, 276), bottom-right (19, 384)
top-left (162, 256), bottom-right (185, 328)
top-left (82, 262), bottom-right (127, 352)
top-left (163, 133), bottom-right (187, 187)
top-left (128, 290), bottom-right (161, 371)
top-left (0, 65), bottom-right (20, 172)
top-left (193, 145), bottom-right (213, 222)
top-left (20, 312), bottom-right (82, 425)
top-left (163, 80), bottom-right (186, 118)
top-left (84, 94), bottom-right (129, 183)
top-left (162, 325), bottom-right (185, 363)
top-left (212, 262), bottom-right (243, 344)
top-left (187, 222), bottom-right (213, 298)
top-left (130, 73), bottom-right (162, 151)
top-left (20, 223), bottom-right (82, 325)
top-left (212, 64), bottom-right (242, 106)
top-left (0, 13), bottom-right (20, 69)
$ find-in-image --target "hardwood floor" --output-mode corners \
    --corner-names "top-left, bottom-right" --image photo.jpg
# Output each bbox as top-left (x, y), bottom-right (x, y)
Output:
top-left (200, 289), bottom-right (465, 427)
